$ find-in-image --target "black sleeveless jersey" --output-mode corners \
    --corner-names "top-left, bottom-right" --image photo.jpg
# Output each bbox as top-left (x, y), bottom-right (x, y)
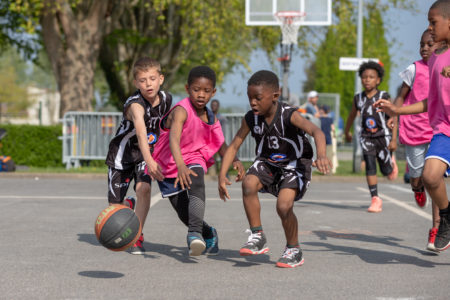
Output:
top-left (354, 90), bottom-right (391, 138)
top-left (105, 90), bottom-right (172, 170)
top-left (244, 102), bottom-right (313, 169)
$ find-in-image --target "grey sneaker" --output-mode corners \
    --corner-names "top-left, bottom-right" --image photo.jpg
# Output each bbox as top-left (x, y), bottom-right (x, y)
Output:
top-left (239, 229), bottom-right (269, 256)
top-left (276, 247), bottom-right (304, 268)
top-left (187, 232), bottom-right (206, 256)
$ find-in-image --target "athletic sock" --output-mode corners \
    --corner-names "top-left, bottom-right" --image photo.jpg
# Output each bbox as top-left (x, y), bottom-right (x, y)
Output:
top-left (369, 184), bottom-right (378, 197)
top-left (287, 243), bottom-right (299, 248)
top-left (202, 222), bottom-right (213, 239)
top-left (251, 226), bottom-right (263, 233)
top-left (412, 186), bottom-right (425, 193)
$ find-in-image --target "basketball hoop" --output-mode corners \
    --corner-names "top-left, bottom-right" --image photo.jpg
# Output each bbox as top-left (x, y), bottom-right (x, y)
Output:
top-left (274, 11), bottom-right (306, 45)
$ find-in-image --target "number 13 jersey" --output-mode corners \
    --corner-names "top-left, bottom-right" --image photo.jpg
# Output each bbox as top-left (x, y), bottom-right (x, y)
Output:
top-left (244, 102), bottom-right (313, 169)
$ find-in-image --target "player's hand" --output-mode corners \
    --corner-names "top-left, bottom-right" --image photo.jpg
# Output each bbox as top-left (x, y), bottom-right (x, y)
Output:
top-left (345, 131), bottom-right (352, 143)
top-left (232, 160), bottom-right (245, 182)
top-left (146, 160), bottom-right (164, 181)
top-left (174, 164), bottom-right (197, 190)
top-left (374, 99), bottom-right (397, 116)
top-left (441, 66), bottom-right (450, 77)
top-left (388, 140), bottom-right (397, 152)
top-left (386, 117), bottom-right (396, 130)
top-left (218, 174), bottom-right (231, 201)
top-left (315, 156), bottom-right (332, 174)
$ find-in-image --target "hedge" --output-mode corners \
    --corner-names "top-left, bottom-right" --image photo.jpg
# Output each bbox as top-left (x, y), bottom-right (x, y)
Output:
top-left (0, 124), bottom-right (64, 168)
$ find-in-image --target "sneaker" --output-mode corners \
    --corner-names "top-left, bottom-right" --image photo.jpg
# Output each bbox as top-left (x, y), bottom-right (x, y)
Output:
top-left (276, 247), bottom-right (305, 268)
top-left (368, 196), bottom-right (382, 213)
top-left (124, 196), bottom-right (136, 211)
top-left (187, 232), bottom-right (206, 256)
top-left (203, 227), bottom-right (219, 255)
top-left (129, 234), bottom-right (145, 255)
top-left (427, 228), bottom-right (439, 252)
top-left (414, 191), bottom-right (428, 208)
top-left (388, 156), bottom-right (398, 181)
top-left (435, 209), bottom-right (450, 252)
top-left (239, 229), bottom-right (269, 256)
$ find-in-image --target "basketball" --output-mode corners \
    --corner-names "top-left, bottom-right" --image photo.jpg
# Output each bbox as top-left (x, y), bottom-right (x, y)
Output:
top-left (94, 204), bottom-right (142, 251)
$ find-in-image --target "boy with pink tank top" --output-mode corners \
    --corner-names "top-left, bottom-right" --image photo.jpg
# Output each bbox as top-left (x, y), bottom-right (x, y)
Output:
top-left (392, 29), bottom-right (442, 252)
top-left (151, 66), bottom-right (244, 256)
top-left (375, 0), bottom-right (450, 252)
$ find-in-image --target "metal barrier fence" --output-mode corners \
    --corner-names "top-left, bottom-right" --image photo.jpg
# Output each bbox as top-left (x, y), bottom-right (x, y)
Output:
top-left (61, 111), bottom-right (321, 169)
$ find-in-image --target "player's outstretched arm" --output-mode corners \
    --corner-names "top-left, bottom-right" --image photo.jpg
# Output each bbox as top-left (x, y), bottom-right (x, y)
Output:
top-left (387, 82), bottom-right (410, 129)
top-left (217, 142), bottom-right (245, 182)
top-left (374, 99), bottom-right (427, 116)
top-left (128, 103), bottom-right (164, 181)
top-left (290, 111), bottom-right (332, 174)
top-left (169, 106), bottom-right (197, 190)
top-left (218, 118), bottom-right (250, 201)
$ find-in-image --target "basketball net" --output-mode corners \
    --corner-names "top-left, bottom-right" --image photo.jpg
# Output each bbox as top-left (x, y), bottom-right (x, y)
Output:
top-left (274, 11), bottom-right (306, 45)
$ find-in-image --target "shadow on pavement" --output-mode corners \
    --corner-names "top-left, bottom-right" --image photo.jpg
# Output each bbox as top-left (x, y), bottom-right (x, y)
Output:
top-left (78, 271), bottom-right (124, 278)
top-left (303, 241), bottom-right (447, 268)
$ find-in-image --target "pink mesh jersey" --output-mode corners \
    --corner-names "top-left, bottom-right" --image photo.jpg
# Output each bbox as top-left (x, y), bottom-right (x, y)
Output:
top-left (153, 97), bottom-right (225, 178)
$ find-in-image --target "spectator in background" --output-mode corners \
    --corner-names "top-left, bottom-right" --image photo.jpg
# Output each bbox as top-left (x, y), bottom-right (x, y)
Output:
top-left (319, 105), bottom-right (337, 173)
top-left (211, 99), bottom-right (227, 127)
top-left (305, 91), bottom-right (320, 118)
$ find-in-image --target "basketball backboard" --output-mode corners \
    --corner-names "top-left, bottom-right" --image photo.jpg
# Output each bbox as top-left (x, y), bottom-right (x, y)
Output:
top-left (245, 0), bottom-right (332, 26)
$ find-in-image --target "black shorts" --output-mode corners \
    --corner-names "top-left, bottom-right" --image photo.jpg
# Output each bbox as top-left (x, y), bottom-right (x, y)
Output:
top-left (246, 159), bottom-right (311, 201)
top-left (360, 136), bottom-right (393, 176)
top-left (107, 161), bottom-right (151, 204)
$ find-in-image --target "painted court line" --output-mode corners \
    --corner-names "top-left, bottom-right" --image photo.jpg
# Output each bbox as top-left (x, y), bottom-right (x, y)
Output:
top-left (356, 187), bottom-right (431, 221)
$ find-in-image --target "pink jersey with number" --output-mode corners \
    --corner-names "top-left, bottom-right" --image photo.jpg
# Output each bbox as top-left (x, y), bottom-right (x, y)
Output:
top-left (399, 60), bottom-right (433, 145)
top-left (428, 49), bottom-right (450, 136)
top-left (153, 97), bottom-right (225, 178)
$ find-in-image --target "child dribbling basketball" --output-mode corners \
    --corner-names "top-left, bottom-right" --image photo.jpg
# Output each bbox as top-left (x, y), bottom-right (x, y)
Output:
top-left (218, 70), bottom-right (331, 268)
top-left (105, 57), bottom-right (172, 255)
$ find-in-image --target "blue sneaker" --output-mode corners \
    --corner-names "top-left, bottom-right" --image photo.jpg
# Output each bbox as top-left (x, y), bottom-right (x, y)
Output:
top-left (187, 232), bottom-right (206, 256)
top-left (204, 227), bottom-right (219, 255)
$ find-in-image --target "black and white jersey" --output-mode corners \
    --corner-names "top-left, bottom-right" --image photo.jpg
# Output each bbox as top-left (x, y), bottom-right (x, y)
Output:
top-left (245, 102), bottom-right (313, 169)
top-left (105, 90), bottom-right (172, 170)
top-left (354, 90), bottom-right (391, 138)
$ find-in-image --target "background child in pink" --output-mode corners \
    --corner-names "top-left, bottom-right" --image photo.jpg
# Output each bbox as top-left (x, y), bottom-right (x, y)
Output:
top-left (390, 29), bottom-right (442, 251)
top-left (375, 0), bottom-right (450, 252)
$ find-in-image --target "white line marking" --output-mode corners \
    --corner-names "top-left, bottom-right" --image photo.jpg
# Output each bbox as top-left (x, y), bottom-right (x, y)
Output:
top-left (356, 187), bottom-right (431, 220)
top-left (150, 194), bottom-right (163, 207)
top-left (386, 185), bottom-right (414, 193)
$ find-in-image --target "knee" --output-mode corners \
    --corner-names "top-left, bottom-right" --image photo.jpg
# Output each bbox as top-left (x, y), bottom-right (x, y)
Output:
top-left (422, 169), bottom-right (440, 190)
top-left (276, 203), bottom-right (294, 220)
top-left (136, 182), bottom-right (151, 197)
top-left (242, 176), bottom-right (259, 197)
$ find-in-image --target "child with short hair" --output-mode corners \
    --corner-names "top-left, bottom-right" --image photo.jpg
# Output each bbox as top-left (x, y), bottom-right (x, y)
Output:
top-left (152, 66), bottom-right (244, 256)
top-left (389, 29), bottom-right (442, 251)
top-left (344, 61), bottom-right (398, 213)
top-left (375, 0), bottom-right (450, 251)
top-left (105, 57), bottom-right (172, 254)
top-left (218, 70), bottom-right (331, 268)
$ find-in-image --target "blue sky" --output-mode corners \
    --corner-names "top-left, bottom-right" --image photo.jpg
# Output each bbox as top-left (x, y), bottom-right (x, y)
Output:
top-left (213, 1), bottom-right (431, 110)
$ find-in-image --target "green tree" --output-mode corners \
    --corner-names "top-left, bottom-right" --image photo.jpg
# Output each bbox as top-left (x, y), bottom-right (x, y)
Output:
top-left (303, 0), bottom-right (416, 122)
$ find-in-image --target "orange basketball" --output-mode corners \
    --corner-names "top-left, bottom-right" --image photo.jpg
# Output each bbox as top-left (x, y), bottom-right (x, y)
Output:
top-left (94, 204), bottom-right (142, 251)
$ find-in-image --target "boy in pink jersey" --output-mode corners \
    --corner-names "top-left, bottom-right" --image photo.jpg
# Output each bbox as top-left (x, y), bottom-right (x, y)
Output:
top-left (151, 66), bottom-right (244, 256)
top-left (375, 0), bottom-right (450, 252)
top-left (389, 29), bottom-right (442, 251)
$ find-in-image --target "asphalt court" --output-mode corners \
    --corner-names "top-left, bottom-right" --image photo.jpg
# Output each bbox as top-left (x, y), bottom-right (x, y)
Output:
top-left (0, 176), bottom-right (449, 299)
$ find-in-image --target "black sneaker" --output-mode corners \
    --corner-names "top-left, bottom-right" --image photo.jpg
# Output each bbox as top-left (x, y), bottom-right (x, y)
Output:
top-left (129, 234), bottom-right (145, 255)
top-left (124, 196), bottom-right (136, 211)
top-left (187, 232), bottom-right (206, 256)
top-left (239, 229), bottom-right (269, 256)
top-left (276, 247), bottom-right (304, 268)
top-left (435, 209), bottom-right (450, 251)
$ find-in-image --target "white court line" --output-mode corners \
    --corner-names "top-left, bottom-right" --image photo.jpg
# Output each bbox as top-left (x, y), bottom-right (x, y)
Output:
top-left (0, 193), bottom-right (164, 204)
top-left (356, 187), bottom-right (431, 221)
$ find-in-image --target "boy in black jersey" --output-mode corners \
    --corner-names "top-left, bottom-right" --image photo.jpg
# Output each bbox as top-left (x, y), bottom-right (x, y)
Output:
top-left (218, 70), bottom-right (331, 268)
top-left (105, 57), bottom-right (172, 254)
top-left (344, 61), bottom-right (398, 213)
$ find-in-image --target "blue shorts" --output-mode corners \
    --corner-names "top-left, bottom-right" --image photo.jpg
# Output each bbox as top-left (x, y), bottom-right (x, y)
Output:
top-left (425, 133), bottom-right (450, 177)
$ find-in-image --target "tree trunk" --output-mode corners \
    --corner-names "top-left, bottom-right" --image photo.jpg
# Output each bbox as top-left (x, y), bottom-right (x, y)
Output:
top-left (40, 1), bottom-right (113, 117)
